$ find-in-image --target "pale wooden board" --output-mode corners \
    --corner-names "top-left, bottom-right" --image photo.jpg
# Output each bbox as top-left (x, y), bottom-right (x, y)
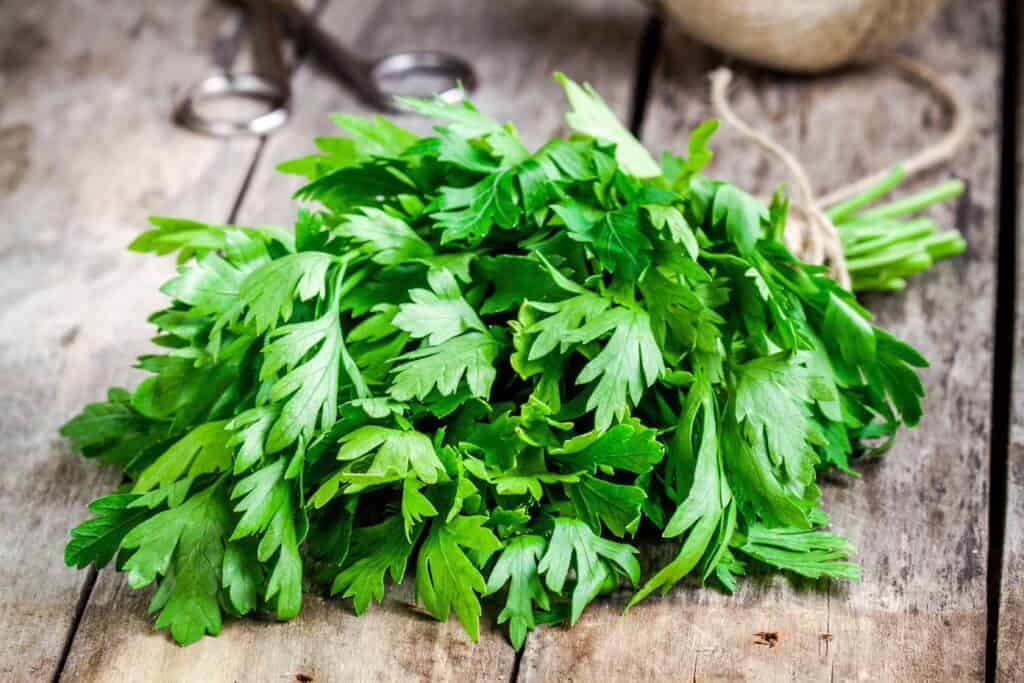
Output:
top-left (58, 0), bottom-right (650, 681)
top-left (997, 6), bottom-right (1023, 681)
top-left (0, 1), bottom-right (269, 680)
top-left (519, 2), bottom-right (1002, 681)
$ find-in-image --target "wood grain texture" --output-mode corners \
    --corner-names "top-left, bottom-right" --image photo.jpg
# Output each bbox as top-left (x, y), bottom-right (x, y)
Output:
top-left (59, 0), bottom-right (649, 681)
top-left (997, 6), bottom-right (1023, 680)
top-left (62, 582), bottom-right (512, 683)
top-left (0, 2), bottom-right (265, 680)
top-left (519, 2), bottom-right (1002, 681)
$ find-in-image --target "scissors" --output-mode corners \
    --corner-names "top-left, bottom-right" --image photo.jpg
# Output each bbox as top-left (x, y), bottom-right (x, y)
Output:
top-left (175, 0), bottom-right (478, 137)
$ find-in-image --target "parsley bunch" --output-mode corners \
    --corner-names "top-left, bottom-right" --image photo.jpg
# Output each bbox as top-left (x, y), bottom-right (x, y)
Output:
top-left (62, 75), bottom-right (944, 648)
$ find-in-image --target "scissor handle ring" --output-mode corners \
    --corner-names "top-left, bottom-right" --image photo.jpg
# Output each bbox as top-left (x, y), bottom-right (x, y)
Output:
top-left (174, 73), bottom-right (290, 137)
top-left (367, 51), bottom-right (478, 110)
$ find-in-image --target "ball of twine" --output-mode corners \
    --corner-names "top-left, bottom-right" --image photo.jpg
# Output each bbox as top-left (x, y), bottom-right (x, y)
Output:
top-left (662, 0), bottom-right (943, 73)
top-left (708, 55), bottom-right (971, 289)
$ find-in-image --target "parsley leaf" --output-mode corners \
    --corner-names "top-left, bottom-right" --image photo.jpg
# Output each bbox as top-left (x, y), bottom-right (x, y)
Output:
top-left (389, 331), bottom-right (500, 402)
top-left (311, 426), bottom-right (446, 503)
top-left (121, 483), bottom-right (232, 645)
top-left (260, 270), bottom-right (369, 452)
top-left (631, 381), bottom-right (732, 604)
top-left (333, 208), bottom-right (433, 266)
top-left (552, 421), bottom-right (664, 474)
top-left (556, 73), bottom-right (660, 178)
top-left (738, 525), bottom-right (861, 581)
top-left (566, 474), bottom-right (646, 537)
top-left (557, 204), bottom-right (653, 281)
top-left (711, 185), bottom-right (767, 255)
top-left (132, 421), bottom-right (233, 493)
top-left (392, 269), bottom-right (487, 345)
top-left (332, 515), bottom-right (419, 614)
top-left (240, 252), bottom-right (334, 334)
top-left (538, 518), bottom-right (640, 624)
top-left (65, 493), bottom-right (150, 569)
top-left (432, 170), bottom-right (521, 244)
top-left (416, 515), bottom-right (502, 641)
top-left (572, 307), bottom-right (665, 430)
top-left (229, 459), bottom-right (304, 618)
top-left (485, 535), bottom-right (550, 649)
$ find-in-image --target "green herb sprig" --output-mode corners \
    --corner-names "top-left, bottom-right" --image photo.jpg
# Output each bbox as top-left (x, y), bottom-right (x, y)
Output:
top-left (61, 74), bottom-right (961, 648)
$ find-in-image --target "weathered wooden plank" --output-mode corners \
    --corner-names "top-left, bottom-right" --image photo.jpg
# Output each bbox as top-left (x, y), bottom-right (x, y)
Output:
top-left (59, 0), bottom-right (649, 680)
top-left (996, 6), bottom-right (1022, 681)
top-left (0, 2), bottom-right (271, 680)
top-left (519, 2), bottom-right (1001, 681)
top-left (61, 582), bottom-right (514, 682)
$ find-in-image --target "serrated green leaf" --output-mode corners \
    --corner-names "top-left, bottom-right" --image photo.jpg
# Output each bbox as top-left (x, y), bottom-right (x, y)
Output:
top-left (121, 483), bottom-right (232, 645)
top-left (65, 493), bottom-right (150, 569)
top-left (333, 207), bottom-right (433, 266)
top-left (133, 421), bottom-right (233, 493)
top-left (712, 185), bottom-right (766, 255)
top-left (389, 331), bottom-right (500, 402)
top-left (538, 518), bottom-right (639, 624)
top-left (222, 540), bottom-right (264, 616)
top-left (566, 474), bottom-right (646, 537)
top-left (485, 535), bottom-right (549, 649)
top-left (557, 73), bottom-right (659, 178)
top-left (552, 421), bottom-right (663, 474)
top-left (415, 515), bottom-right (501, 641)
top-left (332, 515), bottom-right (419, 614)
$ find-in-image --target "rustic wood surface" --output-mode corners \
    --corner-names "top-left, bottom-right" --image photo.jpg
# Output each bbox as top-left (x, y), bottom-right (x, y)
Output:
top-left (0, 0), bottom-right (1012, 681)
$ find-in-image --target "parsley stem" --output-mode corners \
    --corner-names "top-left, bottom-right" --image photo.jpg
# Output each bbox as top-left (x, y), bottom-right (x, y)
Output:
top-left (336, 264), bottom-right (372, 303)
top-left (846, 242), bottom-right (930, 272)
top-left (898, 252), bottom-right (935, 275)
top-left (922, 231), bottom-right (968, 260)
top-left (841, 218), bottom-right (937, 257)
top-left (853, 178), bottom-right (965, 222)
top-left (851, 274), bottom-right (909, 292)
top-left (852, 254), bottom-right (935, 290)
top-left (826, 165), bottom-right (906, 223)
top-left (838, 219), bottom-right (907, 243)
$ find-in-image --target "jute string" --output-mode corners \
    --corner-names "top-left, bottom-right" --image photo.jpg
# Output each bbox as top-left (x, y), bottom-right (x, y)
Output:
top-left (708, 55), bottom-right (972, 289)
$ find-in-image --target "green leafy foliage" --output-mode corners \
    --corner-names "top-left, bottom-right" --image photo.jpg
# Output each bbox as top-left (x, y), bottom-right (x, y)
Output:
top-left (61, 74), bottom-right (958, 649)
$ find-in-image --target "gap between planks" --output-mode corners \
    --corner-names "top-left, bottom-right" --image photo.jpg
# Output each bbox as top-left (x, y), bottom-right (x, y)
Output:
top-left (50, 568), bottom-right (97, 683)
top-left (987, 1), bottom-right (1021, 681)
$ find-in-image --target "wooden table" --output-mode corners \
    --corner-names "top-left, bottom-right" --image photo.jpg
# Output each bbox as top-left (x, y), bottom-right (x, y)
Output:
top-left (0, 1), bottom-right (1014, 680)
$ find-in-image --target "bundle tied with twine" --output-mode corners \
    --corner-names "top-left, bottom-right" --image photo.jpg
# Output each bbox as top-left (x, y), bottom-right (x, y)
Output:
top-left (708, 56), bottom-right (972, 289)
